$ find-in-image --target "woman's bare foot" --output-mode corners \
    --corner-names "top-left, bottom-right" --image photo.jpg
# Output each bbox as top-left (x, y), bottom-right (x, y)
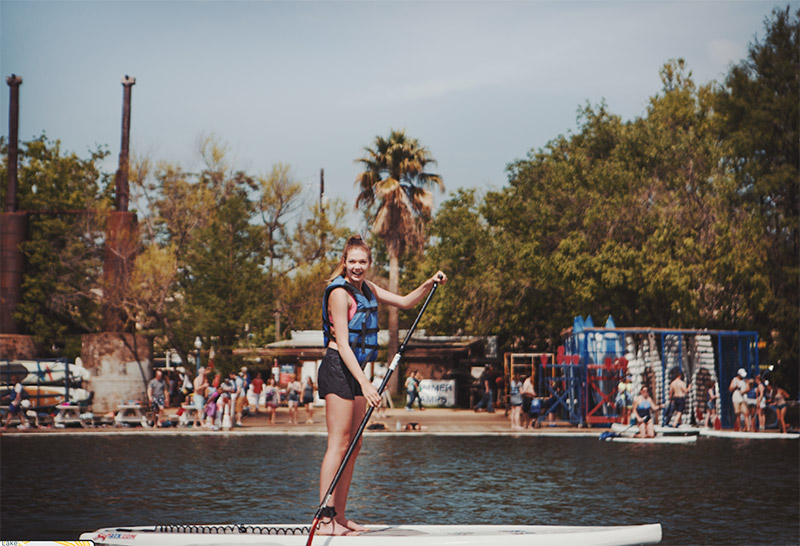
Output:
top-left (338, 518), bottom-right (369, 532)
top-left (317, 519), bottom-right (352, 536)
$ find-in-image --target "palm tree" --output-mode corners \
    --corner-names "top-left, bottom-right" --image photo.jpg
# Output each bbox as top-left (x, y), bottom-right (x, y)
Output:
top-left (355, 129), bottom-right (444, 387)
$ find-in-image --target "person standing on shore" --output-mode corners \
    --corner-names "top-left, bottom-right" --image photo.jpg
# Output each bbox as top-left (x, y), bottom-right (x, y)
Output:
top-left (703, 381), bottom-right (718, 428)
top-left (729, 368), bottom-right (750, 431)
top-left (508, 374), bottom-right (523, 430)
top-left (316, 234), bottom-right (446, 536)
top-left (771, 383), bottom-right (790, 433)
top-left (264, 377), bottom-right (279, 425)
top-left (405, 372), bottom-right (417, 411)
top-left (755, 375), bottom-right (766, 431)
top-left (192, 368), bottom-right (209, 428)
top-left (287, 374), bottom-right (302, 425)
top-left (410, 371), bottom-right (425, 410)
top-left (1, 375), bottom-right (29, 431)
top-left (250, 372), bottom-right (264, 413)
top-left (615, 375), bottom-right (633, 424)
top-left (667, 371), bottom-right (690, 427)
top-left (473, 365), bottom-right (495, 413)
top-left (520, 374), bottom-right (536, 428)
top-left (147, 369), bottom-right (169, 427)
top-left (303, 376), bottom-right (316, 424)
top-left (234, 369), bottom-right (247, 427)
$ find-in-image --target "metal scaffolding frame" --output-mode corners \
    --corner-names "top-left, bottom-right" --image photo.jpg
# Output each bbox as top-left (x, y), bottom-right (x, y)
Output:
top-left (563, 320), bottom-right (758, 428)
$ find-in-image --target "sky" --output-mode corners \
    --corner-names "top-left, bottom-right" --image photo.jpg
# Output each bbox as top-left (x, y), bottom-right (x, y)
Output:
top-left (0, 0), bottom-right (786, 230)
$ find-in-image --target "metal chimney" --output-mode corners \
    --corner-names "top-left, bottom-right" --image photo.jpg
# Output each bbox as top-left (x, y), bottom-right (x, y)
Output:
top-left (103, 76), bottom-right (139, 332)
top-left (5, 74), bottom-right (22, 213)
top-left (115, 75), bottom-right (135, 211)
top-left (1, 74), bottom-right (26, 334)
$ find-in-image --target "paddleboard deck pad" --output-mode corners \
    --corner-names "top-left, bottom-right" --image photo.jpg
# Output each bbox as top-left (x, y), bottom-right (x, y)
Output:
top-left (81, 523), bottom-right (662, 545)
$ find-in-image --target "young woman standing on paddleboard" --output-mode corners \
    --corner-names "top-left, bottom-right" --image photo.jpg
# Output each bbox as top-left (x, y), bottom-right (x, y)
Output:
top-left (317, 235), bottom-right (446, 536)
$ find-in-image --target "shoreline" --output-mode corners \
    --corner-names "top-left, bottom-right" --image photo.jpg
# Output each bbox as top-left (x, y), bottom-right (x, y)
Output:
top-left (2, 407), bottom-right (797, 438)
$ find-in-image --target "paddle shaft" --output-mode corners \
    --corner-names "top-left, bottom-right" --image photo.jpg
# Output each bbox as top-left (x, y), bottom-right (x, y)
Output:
top-left (306, 281), bottom-right (440, 545)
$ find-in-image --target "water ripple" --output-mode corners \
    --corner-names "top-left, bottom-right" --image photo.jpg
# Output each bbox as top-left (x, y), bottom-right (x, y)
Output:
top-left (1, 434), bottom-right (797, 545)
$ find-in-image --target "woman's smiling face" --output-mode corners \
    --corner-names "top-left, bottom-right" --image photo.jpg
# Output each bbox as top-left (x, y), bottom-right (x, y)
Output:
top-left (344, 247), bottom-right (370, 284)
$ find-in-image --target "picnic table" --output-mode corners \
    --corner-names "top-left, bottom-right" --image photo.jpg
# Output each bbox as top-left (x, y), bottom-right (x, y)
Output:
top-left (114, 403), bottom-right (149, 427)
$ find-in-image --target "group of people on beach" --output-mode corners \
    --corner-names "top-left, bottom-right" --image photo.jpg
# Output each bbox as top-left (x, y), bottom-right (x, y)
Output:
top-left (175, 367), bottom-right (318, 430)
top-left (611, 366), bottom-right (793, 438)
top-left (729, 368), bottom-right (791, 433)
top-left (506, 373), bottom-right (548, 430)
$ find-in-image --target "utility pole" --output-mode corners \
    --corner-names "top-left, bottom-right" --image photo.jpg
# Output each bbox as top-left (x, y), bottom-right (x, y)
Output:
top-left (320, 168), bottom-right (325, 211)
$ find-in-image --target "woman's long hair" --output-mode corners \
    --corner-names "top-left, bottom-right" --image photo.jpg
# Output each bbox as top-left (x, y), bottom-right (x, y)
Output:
top-left (327, 234), bottom-right (372, 282)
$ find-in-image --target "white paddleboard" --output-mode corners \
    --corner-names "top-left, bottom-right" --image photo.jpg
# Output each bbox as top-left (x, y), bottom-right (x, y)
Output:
top-left (81, 523), bottom-right (662, 546)
top-left (699, 429), bottom-right (799, 440)
top-left (608, 435), bottom-right (696, 444)
top-left (611, 423), bottom-right (699, 436)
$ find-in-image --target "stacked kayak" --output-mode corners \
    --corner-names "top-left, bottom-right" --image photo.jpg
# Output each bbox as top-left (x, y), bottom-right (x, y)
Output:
top-left (0, 359), bottom-right (91, 385)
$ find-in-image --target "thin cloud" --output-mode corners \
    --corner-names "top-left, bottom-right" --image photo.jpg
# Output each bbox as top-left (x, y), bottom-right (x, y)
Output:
top-left (362, 62), bottom-right (523, 105)
top-left (708, 39), bottom-right (745, 68)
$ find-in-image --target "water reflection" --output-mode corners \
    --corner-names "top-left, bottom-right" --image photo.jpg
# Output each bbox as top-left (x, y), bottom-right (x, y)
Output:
top-left (2, 434), bottom-right (797, 545)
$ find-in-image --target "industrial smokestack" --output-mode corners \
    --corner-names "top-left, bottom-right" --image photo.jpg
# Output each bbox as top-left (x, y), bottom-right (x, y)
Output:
top-left (5, 74), bottom-right (22, 213)
top-left (103, 75), bottom-right (139, 332)
top-left (1, 74), bottom-right (26, 334)
top-left (115, 75), bottom-right (135, 212)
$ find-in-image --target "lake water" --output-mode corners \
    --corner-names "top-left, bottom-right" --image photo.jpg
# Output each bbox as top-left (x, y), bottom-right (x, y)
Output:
top-left (1, 433), bottom-right (798, 545)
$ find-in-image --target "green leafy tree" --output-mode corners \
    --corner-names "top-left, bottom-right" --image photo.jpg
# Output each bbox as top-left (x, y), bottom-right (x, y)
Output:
top-left (421, 58), bottom-right (771, 359)
top-left (125, 153), bottom-right (214, 364)
top-left (127, 137), bottom-right (325, 371)
top-left (0, 135), bottom-right (112, 357)
top-left (421, 189), bottom-right (505, 336)
top-left (714, 5), bottom-right (799, 388)
top-left (182, 171), bottom-right (268, 369)
top-left (355, 129), bottom-right (444, 366)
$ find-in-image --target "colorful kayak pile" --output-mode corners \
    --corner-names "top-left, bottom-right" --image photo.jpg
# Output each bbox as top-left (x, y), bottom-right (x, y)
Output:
top-left (1, 359), bottom-right (92, 408)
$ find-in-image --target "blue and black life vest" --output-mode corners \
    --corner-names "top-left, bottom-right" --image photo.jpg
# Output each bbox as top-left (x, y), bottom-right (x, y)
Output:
top-left (322, 276), bottom-right (379, 366)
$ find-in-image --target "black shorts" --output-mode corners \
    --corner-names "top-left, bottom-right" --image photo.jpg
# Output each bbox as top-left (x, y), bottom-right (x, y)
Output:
top-left (522, 395), bottom-right (533, 413)
top-left (318, 348), bottom-right (363, 400)
top-left (673, 397), bottom-right (686, 414)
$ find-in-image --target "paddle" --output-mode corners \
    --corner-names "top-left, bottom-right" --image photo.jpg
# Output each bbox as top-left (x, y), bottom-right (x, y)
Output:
top-left (306, 280), bottom-right (441, 546)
